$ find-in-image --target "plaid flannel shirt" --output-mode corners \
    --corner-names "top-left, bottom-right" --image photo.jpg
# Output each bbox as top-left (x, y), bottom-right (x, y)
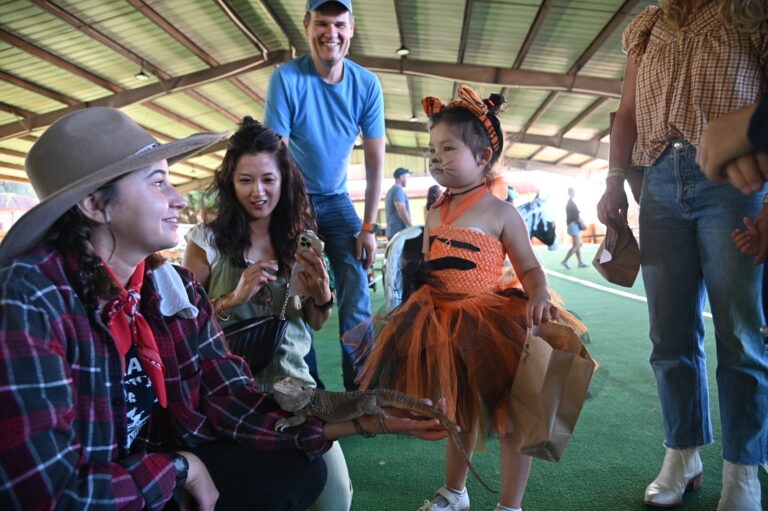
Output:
top-left (0, 244), bottom-right (330, 511)
top-left (624, 4), bottom-right (768, 167)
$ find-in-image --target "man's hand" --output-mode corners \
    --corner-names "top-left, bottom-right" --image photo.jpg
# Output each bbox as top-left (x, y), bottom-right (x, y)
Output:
top-left (732, 204), bottom-right (768, 265)
top-left (697, 104), bottom-right (756, 182)
top-left (721, 152), bottom-right (768, 195)
top-left (177, 451), bottom-right (219, 511)
top-left (356, 230), bottom-right (376, 269)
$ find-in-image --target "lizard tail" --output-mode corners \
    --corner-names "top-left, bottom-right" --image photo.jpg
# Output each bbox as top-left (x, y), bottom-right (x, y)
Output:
top-left (444, 418), bottom-right (498, 493)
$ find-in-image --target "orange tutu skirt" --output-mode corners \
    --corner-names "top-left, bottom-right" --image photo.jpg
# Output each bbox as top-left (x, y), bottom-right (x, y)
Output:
top-left (358, 284), bottom-right (586, 435)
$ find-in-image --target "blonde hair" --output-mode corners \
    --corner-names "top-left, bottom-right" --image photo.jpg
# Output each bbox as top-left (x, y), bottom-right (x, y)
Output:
top-left (660, 0), bottom-right (767, 32)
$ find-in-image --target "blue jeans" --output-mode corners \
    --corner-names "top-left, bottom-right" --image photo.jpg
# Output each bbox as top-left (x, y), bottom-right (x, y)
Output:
top-left (639, 141), bottom-right (768, 464)
top-left (310, 194), bottom-right (372, 390)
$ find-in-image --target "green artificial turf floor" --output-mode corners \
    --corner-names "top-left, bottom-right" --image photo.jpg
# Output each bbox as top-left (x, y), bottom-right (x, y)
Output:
top-left (313, 244), bottom-right (767, 511)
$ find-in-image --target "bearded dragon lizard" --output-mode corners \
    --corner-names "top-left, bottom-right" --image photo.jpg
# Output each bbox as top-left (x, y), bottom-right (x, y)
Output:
top-left (272, 376), bottom-right (496, 493)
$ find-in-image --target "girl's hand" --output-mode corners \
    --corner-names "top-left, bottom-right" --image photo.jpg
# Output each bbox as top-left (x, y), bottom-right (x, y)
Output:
top-left (296, 249), bottom-right (332, 305)
top-left (526, 294), bottom-right (560, 328)
top-left (732, 206), bottom-right (768, 264)
top-left (230, 259), bottom-right (279, 306)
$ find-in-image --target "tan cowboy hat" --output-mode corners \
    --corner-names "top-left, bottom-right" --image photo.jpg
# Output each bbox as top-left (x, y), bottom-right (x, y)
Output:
top-left (0, 107), bottom-right (228, 265)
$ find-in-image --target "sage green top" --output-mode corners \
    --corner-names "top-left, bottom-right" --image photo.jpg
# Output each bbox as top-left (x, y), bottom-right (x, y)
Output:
top-left (186, 224), bottom-right (315, 391)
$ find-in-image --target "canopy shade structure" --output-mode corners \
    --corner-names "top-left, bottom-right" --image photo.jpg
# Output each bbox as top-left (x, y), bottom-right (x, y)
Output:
top-left (0, 0), bottom-right (652, 189)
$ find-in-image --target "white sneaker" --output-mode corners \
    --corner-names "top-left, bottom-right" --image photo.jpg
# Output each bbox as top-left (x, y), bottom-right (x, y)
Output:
top-left (643, 447), bottom-right (702, 507)
top-left (417, 486), bottom-right (470, 511)
top-left (717, 461), bottom-right (764, 511)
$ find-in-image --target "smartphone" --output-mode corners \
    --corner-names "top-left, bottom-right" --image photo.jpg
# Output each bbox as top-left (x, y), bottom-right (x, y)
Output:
top-left (291, 230), bottom-right (325, 296)
top-left (298, 230), bottom-right (324, 256)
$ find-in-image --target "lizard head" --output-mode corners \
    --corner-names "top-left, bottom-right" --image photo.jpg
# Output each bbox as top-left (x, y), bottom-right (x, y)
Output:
top-left (272, 376), bottom-right (313, 411)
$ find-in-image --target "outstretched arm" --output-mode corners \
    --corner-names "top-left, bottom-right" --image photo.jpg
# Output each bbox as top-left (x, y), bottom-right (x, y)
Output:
top-left (322, 398), bottom-right (449, 441)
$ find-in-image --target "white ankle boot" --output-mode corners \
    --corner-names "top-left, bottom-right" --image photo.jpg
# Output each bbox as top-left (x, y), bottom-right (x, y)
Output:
top-left (644, 447), bottom-right (703, 507)
top-left (716, 461), bottom-right (763, 511)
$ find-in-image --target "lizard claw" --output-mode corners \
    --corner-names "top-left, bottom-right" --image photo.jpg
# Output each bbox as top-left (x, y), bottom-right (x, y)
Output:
top-left (275, 419), bottom-right (289, 432)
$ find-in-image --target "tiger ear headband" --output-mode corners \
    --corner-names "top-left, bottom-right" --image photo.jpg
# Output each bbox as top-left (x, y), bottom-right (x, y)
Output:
top-left (421, 85), bottom-right (501, 153)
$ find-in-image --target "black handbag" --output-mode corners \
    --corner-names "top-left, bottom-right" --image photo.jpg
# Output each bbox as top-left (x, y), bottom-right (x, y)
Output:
top-left (222, 282), bottom-right (291, 375)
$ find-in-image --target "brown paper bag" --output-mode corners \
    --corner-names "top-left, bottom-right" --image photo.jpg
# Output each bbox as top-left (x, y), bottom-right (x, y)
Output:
top-left (592, 218), bottom-right (640, 287)
top-left (509, 326), bottom-right (596, 462)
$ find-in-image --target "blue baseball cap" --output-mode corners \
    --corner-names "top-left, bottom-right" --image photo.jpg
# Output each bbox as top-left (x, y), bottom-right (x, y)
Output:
top-left (306, 0), bottom-right (353, 13)
top-left (394, 167), bottom-right (411, 179)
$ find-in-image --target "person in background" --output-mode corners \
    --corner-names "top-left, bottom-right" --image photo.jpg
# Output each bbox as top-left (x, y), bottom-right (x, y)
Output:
top-left (182, 117), bottom-right (351, 511)
top-left (561, 187), bottom-right (588, 269)
top-left (385, 167), bottom-right (413, 240)
top-left (426, 184), bottom-right (445, 212)
top-left (596, 2), bottom-right (768, 509)
top-left (0, 108), bottom-right (448, 511)
top-left (264, 0), bottom-right (385, 390)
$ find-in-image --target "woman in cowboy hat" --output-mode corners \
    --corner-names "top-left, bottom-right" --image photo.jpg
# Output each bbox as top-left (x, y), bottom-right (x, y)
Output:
top-left (0, 107), bottom-right (447, 511)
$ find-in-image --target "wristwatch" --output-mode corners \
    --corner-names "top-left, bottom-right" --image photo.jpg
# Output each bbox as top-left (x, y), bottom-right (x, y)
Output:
top-left (170, 453), bottom-right (189, 487)
top-left (361, 222), bottom-right (379, 234)
top-left (312, 294), bottom-right (335, 312)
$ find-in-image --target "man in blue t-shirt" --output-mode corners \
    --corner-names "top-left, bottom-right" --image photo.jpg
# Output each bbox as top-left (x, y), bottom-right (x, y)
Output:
top-left (264, 0), bottom-right (385, 390)
top-left (385, 167), bottom-right (412, 240)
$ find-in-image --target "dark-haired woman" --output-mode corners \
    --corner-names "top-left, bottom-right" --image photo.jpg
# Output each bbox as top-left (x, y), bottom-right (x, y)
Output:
top-left (182, 117), bottom-right (352, 511)
top-left (0, 108), bottom-right (448, 511)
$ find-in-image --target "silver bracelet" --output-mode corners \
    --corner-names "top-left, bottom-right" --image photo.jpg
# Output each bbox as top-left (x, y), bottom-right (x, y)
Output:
top-left (607, 167), bottom-right (626, 179)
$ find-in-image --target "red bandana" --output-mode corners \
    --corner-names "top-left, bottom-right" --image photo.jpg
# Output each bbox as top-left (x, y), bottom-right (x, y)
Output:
top-left (101, 260), bottom-right (167, 408)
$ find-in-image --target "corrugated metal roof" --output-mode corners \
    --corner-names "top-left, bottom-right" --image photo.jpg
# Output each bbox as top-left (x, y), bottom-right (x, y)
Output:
top-left (0, 0), bottom-right (651, 189)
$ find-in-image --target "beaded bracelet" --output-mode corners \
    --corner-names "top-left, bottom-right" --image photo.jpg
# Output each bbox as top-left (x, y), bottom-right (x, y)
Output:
top-left (352, 418), bottom-right (376, 438)
top-left (607, 167), bottom-right (626, 179)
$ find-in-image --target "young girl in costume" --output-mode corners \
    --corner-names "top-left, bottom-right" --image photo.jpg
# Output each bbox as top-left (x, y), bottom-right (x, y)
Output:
top-left (358, 86), bottom-right (586, 511)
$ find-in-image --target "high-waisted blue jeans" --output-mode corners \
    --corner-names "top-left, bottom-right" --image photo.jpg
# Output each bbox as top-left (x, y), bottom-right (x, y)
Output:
top-left (639, 141), bottom-right (767, 464)
top-left (310, 193), bottom-right (372, 390)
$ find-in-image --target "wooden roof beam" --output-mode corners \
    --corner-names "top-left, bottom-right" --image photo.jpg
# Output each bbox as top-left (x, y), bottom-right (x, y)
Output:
top-left (509, 133), bottom-right (609, 160)
top-left (0, 29), bottom-right (119, 93)
top-left (569, 0), bottom-right (645, 75)
top-left (214, 0), bottom-right (269, 56)
top-left (504, 0), bottom-right (639, 132)
top-left (129, 0), bottom-right (267, 106)
top-left (31, 0), bottom-right (243, 120)
top-left (520, 92), bottom-right (559, 134)
top-left (556, 96), bottom-right (609, 137)
top-left (0, 52), bottom-right (289, 140)
top-left (383, 119), bottom-right (608, 159)
top-left (0, 102), bottom-right (36, 118)
top-left (0, 70), bottom-right (79, 107)
top-left (0, 71), bottom-right (222, 162)
top-left (254, 0), bottom-right (300, 53)
top-left (351, 56), bottom-right (621, 97)
top-left (512, 0), bottom-right (556, 70)
top-left (1, 28), bottom-right (239, 141)
top-left (457, 0), bottom-right (475, 65)
top-left (0, 148), bottom-right (26, 159)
